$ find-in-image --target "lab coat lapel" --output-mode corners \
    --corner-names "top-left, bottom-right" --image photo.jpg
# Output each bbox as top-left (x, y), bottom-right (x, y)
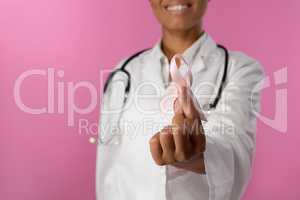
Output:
top-left (190, 36), bottom-right (225, 110)
top-left (141, 55), bottom-right (165, 87)
top-left (140, 53), bottom-right (174, 129)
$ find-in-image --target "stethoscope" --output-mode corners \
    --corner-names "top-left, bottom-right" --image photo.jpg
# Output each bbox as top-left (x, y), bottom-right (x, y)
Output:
top-left (103, 44), bottom-right (229, 109)
top-left (91, 44), bottom-right (229, 145)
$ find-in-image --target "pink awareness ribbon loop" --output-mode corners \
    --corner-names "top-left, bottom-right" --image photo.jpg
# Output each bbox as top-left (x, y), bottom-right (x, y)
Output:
top-left (169, 54), bottom-right (207, 121)
top-left (170, 54), bottom-right (192, 88)
top-left (170, 54), bottom-right (192, 112)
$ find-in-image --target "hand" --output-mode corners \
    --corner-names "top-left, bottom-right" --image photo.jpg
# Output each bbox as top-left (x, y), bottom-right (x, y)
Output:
top-left (149, 86), bottom-right (206, 174)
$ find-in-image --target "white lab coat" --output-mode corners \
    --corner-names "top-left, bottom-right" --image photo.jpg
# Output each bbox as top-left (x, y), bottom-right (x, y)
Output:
top-left (96, 33), bottom-right (264, 200)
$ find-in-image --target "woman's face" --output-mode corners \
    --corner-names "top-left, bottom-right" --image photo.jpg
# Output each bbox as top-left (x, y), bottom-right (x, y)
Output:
top-left (150, 0), bottom-right (208, 32)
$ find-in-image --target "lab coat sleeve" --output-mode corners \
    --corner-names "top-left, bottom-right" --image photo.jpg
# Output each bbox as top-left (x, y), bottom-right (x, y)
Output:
top-left (203, 53), bottom-right (264, 200)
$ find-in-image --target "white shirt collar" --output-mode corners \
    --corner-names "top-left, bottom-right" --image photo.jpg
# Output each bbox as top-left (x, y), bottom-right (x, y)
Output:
top-left (151, 32), bottom-right (217, 65)
top-left (150, 32), bottom-right (218, 86)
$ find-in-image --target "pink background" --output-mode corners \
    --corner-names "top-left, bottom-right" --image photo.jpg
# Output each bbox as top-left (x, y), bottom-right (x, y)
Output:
top-left (0, 0), bottom-right (299, 199)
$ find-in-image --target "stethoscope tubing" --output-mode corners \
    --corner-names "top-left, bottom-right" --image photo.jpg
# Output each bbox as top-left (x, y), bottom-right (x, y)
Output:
top-left (103, 45), bottom-right (229, 109)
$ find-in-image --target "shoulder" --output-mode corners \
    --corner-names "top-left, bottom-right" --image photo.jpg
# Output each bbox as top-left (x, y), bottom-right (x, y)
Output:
top-left (226, 50), bottom-right (265, 82)
top-left (114, 48), bottom-right (153, 72)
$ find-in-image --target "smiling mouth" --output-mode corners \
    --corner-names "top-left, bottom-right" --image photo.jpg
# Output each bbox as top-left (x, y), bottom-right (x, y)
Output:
top-left (164, 3), bottom-right (192, 13)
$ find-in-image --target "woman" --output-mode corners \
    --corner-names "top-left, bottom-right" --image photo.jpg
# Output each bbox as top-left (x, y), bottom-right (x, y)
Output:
top-left (96, 0), bottom-right (264, 200)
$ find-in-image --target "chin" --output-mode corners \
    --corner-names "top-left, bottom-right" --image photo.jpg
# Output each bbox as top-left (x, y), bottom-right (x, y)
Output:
top-left (164, 22), bottom-right (194, 32)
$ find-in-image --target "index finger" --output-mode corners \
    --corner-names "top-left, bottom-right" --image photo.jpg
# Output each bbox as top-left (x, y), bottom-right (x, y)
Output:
top-left (178, 86), bottom-right (200, 120)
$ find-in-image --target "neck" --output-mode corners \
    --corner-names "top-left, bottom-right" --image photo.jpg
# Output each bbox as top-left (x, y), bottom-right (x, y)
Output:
top-left (161, 26), bottom-right (204, 61)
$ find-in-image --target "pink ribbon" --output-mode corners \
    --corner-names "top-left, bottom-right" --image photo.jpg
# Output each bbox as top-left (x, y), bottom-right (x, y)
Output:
top-left (170, 54), bottom-right (192, 88)
top-left (168, 54), bottom-right (207, 121)
top-left (169, 54), bottom-right (192, 112)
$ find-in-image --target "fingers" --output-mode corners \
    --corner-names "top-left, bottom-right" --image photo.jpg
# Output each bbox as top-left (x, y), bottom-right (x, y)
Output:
top-left (149, 132), bottom-right (164, 165)
top-left (172, 114), bottom-right (193, 161)
top-left (173, 98), bottom-right (183, 115)
top-left (149, 120), bottom-right (195, 166)
top-left (160, 126), bottom-right (176, 163)
top-left (185, 118), bottom-right (206, 154)
top-left (177, 86), bottom-right (206, 154)
top-left (178, 86), bottom-right (200, 119)
top-left (177, 86), bottom-right (207, 121)
top-left (149, 128), bottom-right (176, 165)
top-left (149, 111), bottom-right (206, 166)
top-left (150, 86), bottom-right (207, 166)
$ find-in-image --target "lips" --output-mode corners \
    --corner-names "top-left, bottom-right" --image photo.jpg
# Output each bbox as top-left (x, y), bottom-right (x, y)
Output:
top-left (164, 3), bottom-right (192, 13)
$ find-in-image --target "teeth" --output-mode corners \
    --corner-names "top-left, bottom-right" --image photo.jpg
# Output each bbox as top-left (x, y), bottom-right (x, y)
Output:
top-left (166, 4), bottom-right (189, 12)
